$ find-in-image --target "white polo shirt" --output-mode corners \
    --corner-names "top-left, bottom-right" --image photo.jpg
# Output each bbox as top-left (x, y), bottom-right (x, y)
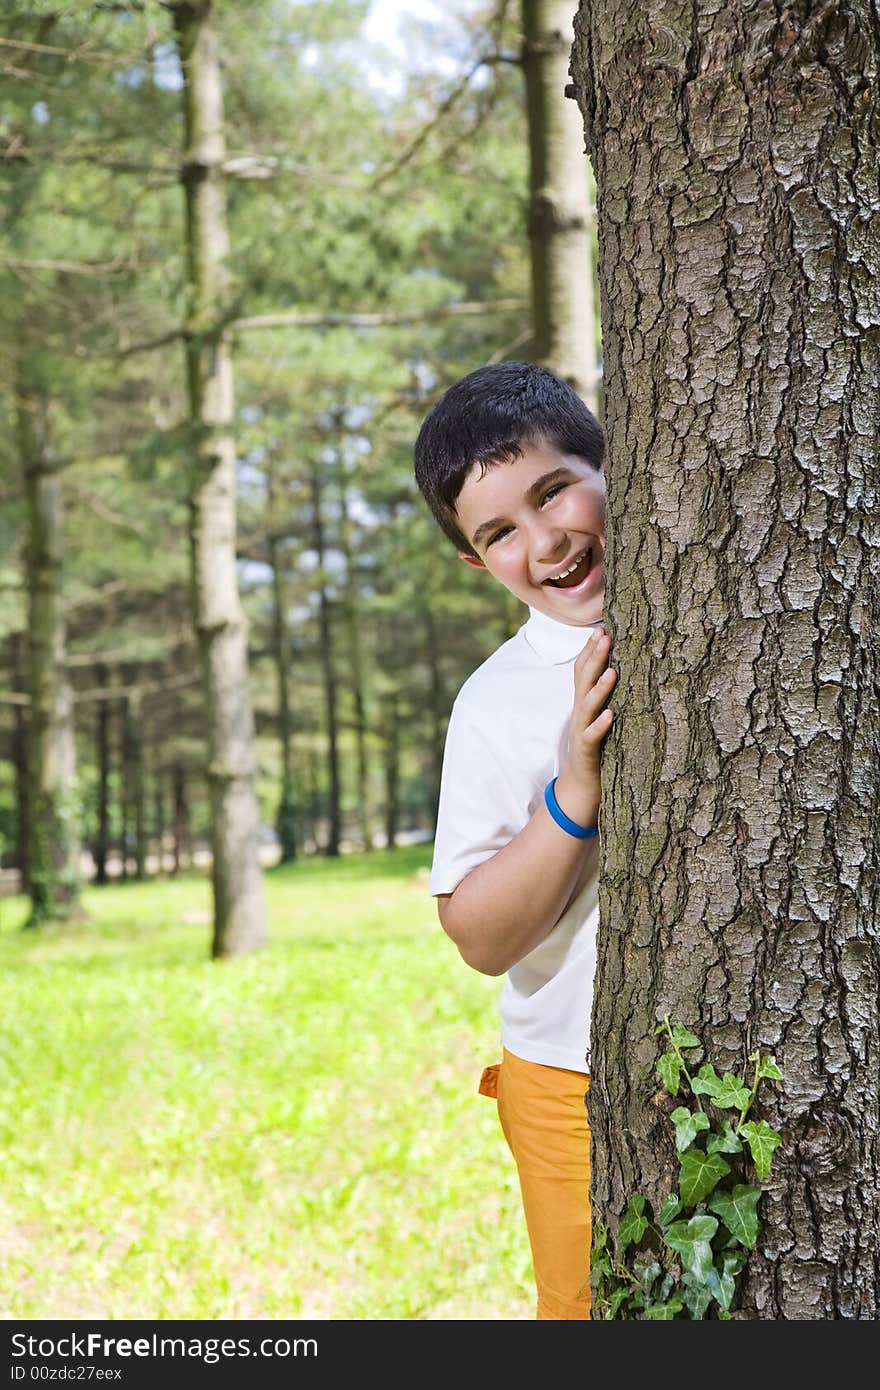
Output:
top-left (430, 606), bottom-right (600, 1073)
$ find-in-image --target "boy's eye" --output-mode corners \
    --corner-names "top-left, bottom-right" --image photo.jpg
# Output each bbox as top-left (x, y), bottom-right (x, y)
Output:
top-left (487, 526), bottom-right (512, 546)
top-left (542, 484), bottom-right (566, 503)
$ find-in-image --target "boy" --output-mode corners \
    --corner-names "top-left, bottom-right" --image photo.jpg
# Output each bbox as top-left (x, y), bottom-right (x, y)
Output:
top-left (413, 360), bottom-right (616, 1321)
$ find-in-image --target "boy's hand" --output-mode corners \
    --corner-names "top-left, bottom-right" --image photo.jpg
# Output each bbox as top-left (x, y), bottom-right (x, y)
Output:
top-left (554, 628), bottom-right (617, 830)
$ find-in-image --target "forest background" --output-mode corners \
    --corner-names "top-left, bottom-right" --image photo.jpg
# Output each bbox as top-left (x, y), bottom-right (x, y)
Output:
top-left (1, 0), bottom-right (560, 883)
top-left (0, 0), bottom-right (598, 1320)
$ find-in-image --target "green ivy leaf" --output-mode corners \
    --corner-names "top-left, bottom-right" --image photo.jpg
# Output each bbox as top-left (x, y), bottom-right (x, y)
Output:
top-left (753, 1053), bottom-right (784, 1082)
top-left (689, 1063), bottom-right (722, 1099)
top-left (668, 1024), bottom-right (702, 1050)
top-left (682, 1275), bottom-right (713, 1319)
top-left (644, 1298), bottom-right (684, 1319)
top-left (607, 1286), bottom-right (630, 1319)
top-left (618, 1194), bottom-right (649, 1255)
top-left (663, 1213), bottom-right (718, 1281)
top-left (658, 1192), bottom-right (682, 1227)
top-left (706, 1251), bottom-right (747, 1312)
top-left (712, 1073), bottom-right (753, 1110)
top-left (707, 1184), bottom-right (762, 1249)
top-left (739, 1119), bottom-right (782, 1179)
top-left (670, 1106), bottom-right (711, 1152)
top-left (706, 1120), bottom-right (743, 1155)
top-left (634, 1259), bottom-right (662, 1299)
top-left (657, 1051), bottom-right (682, 1096)
top-left (679, 1149), bottom-right (731, 1205)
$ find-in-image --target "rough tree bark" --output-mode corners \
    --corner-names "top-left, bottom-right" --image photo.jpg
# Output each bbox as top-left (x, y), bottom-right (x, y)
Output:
top-left (523, 0), bottom-right (598, 409)
top-left (17, 363), bottom-right (81, 924)
top-left (571, 0), bottom-right (879, 1318)
top-left (171, 0), bottom-right (266, 956)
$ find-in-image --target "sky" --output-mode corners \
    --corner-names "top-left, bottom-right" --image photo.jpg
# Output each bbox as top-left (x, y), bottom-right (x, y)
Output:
top-left (361, 0), bottom-right (477, 94)
top-left (363, 0), bottom-right (446, 52)
top-left (142, 2), bottom-right (476, 100)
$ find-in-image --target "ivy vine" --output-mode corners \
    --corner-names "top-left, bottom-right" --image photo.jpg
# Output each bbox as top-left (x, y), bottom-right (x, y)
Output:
top-left (592, 1016), bottom-right (784, 1319)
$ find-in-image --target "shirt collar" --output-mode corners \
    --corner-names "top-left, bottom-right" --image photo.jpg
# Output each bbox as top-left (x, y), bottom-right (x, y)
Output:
top-left (522, 606), bottom-right (598, 664)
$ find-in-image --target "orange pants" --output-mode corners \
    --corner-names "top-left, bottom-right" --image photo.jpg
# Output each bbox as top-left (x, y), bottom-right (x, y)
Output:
top-left (480, 1047), bottom-right (591, 1320)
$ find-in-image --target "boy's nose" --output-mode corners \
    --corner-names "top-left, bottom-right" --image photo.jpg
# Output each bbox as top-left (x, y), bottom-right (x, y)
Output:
top-left (530, 519), bottom-right (567, 565)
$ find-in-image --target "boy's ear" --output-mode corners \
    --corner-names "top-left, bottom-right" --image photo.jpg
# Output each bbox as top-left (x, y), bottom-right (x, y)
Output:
top-left (457, 551), bottom-right (486, 570)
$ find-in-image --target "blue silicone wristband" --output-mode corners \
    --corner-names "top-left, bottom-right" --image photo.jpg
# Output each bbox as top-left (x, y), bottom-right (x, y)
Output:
top-left (544, 778), bottom-right (599, 840)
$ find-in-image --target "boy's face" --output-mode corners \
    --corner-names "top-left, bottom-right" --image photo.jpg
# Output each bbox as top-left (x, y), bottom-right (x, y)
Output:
top-left (453, 437), bottom-right (606, 627)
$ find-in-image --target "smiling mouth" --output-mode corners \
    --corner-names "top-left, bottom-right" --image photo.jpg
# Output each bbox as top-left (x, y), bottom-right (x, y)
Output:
top-left (543, 546), bottom-right (593, 589)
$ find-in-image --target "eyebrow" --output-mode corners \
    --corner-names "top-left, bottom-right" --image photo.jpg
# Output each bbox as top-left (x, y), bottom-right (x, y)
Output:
top-left (470, 467), bottom-right (573, 549)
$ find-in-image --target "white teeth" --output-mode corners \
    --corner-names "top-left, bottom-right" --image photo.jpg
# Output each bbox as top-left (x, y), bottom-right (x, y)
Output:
top-left (547, 546), bottom-right (590, 583)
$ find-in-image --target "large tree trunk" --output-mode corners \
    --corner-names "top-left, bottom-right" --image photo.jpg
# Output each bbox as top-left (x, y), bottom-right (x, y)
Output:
top-left (18, 366), bottom-right (81, 925)
top-left (523, 0), bottom-right (598, 409)
top-left (571, 0), bottom-right (880, 1318)
top-left (172, 0), bottom-right (266, 956)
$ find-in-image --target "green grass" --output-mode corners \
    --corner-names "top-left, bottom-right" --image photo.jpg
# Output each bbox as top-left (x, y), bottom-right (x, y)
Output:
top-left (0, 847), bottom-right (533, 1320)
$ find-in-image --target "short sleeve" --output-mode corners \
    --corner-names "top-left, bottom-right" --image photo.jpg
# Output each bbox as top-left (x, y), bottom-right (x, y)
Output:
top-left (429, 693), bottom-right (533, 896)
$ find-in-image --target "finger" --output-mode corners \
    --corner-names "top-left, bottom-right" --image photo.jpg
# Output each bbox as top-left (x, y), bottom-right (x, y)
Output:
top-left (574, 624), bottom-right (607, 661)
top-left (574, 636), bottom-right (614, 690)
top-left (574, 629), bottom-right (610, 674)
top-left (575, 704), bottom-right (614, 747)
top-left (575, 665), bottom-right (617, 723)
top-left (587, 707), bottom-right (614, 738)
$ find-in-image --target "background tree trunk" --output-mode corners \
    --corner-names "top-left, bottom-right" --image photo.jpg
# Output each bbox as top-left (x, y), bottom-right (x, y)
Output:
top-left (420, 599), bottom-right (446, 835)
top-left (11, 633), bottom-right (30, 895)
top-left (18, 364), bottom-right (81, 924)
top-left (309, 461), bottom-right (342, 857)
top-left (571, 0), bottom-right (880, 1318)
top-left (152, 735), bottom-right (166, 878)
top-left (267, 473), bottom-right (297, 863)
top-left (118, 694), bottom-right (130, 882)
top-left (381, 691), bottom-right (400, 852)
top-left (172, 762), bottom-right (191, 876)
top-left (172, 0), bottom-right (267, 956)
top-left (338, 459), bottom-right (373, 851)
top-left (523, 0), bottom-right (598, 409)
top-left (127, 680), bottom-right (146, 880)
top-left (305, 744), bottom-right (320, 854)
top-left (93, 674), bottom-right (110, 886)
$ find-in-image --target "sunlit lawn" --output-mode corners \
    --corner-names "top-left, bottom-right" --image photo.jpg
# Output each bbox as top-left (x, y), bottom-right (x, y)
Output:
top-left (0, 846), bottom-right (532, 1320)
